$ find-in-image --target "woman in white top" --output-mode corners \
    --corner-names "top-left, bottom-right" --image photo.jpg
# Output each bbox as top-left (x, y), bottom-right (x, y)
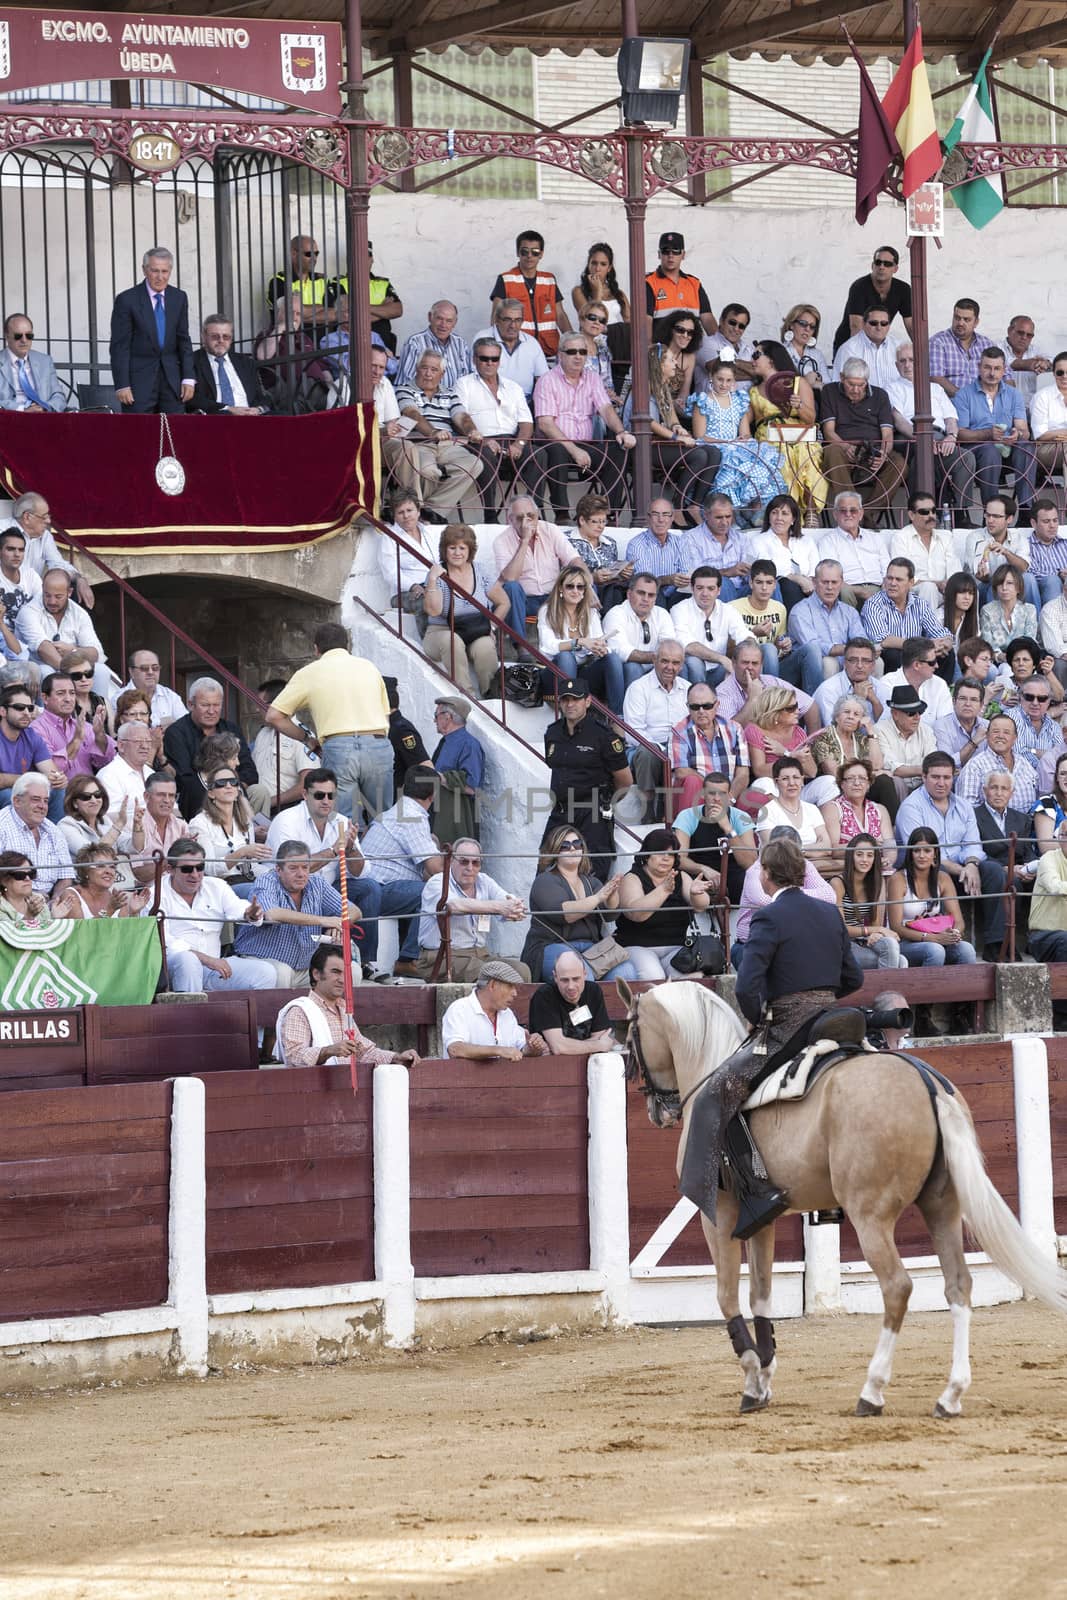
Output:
top-left (537, 566), bottom-right (625, 713)
top-left (58, 843), bottom-right (151, 920)
top-left (756, 753), bottom-right (832, 872)
top-left (779, 303), bottom-right (830, 390)
top-left (189, 765), bottom-right (270, 899)
top-left (571, 243), bottom-right (630, 326)
top-left (59, 772), bottom-right (140, 890)
top-left (379, 491), bottom-right (440, 611)
top-left (963, 501), bottom-right (1038, 608)
top-left (748, 493), bottom-right (821, 611)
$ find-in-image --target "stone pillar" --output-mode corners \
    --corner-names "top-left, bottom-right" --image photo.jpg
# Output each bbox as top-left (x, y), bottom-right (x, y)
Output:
top-left (993, 961), bottom-right (1052, 1038)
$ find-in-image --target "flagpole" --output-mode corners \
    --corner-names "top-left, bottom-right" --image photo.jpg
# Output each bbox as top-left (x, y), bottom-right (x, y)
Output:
top-left (337, 830), bottom-right (358, 1095)
top-left (904, 0), bottom-right (934, 498)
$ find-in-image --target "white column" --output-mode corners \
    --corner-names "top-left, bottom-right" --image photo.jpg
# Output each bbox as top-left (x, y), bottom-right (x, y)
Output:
top-left (803, 1215), bottom-right (842, 1313)
top-left (1010, 1034), bottom-right (1058, 1264)
top-left (168, 1076), bottom-right (208, 1377)
top-left (587, 1052), bottom-right (632, 1326)
top-left (373, 1061), bottom-right (416, 1348)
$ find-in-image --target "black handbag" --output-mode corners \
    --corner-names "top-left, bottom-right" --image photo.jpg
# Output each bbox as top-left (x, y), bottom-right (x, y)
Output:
top-left (502, 662), bottom-right (544, 708)
top-left (454, 612), bottom-right (492, 645)
top-left (671, 923), bottom-right (726, 977)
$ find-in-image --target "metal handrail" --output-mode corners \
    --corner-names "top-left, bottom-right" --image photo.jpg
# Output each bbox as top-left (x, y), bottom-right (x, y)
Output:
top-left (364, 512), bottom-right (672, 845)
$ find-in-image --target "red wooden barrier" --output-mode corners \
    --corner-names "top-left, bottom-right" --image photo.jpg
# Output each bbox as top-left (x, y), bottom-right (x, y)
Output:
top-left (86, 999), bottom-right (258, 1084)
top-left (408, 1057), bottom-right (589, 1277)
top-left (203, 1065), bottom-right (375, 1295)
top-left (0, 1080), bottom-right (171, 1321)
top-left (1043, 1035), bottom-right (1067, 1236)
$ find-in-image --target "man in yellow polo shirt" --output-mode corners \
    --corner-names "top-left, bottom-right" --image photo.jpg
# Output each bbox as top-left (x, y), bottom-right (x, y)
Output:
top-left (265, 622), bottom-right (393, 824)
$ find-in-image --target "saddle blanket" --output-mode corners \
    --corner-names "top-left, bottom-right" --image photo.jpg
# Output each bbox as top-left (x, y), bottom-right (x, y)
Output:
top-left (742, 1035), bottom-right (877, 1112)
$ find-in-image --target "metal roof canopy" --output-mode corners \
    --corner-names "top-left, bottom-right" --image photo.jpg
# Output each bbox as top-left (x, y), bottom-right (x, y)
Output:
top-left (3, 0), bottom-right (1067, 67)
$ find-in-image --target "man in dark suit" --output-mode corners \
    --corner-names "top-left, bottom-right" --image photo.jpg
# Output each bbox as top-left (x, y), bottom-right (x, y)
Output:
top-left (109, 245), bottom-right (194, 414)
top-left (189, 314), bottom-right (272, 416)
top-left (973, 769), bottom-right (1038, 950)
top-left (681, 838), bottom-right (863, 1239)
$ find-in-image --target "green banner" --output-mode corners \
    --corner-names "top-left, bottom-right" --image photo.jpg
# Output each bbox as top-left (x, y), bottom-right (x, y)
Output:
top-left (0, 918), bottom-right (161, 1008)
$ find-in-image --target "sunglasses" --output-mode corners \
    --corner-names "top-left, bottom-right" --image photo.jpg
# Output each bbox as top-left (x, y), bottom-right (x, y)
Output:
top-left (308, 789), bottom-right (336, 800)
top-left (476, 353), bottom-right (501, 363)
top-left (583, 313), bottom-right (607, 325)
top-left (784, 702), bottom-right (799, 712)
top-left (1056, 369), bottom-right (1067, 377)
top-left (210, 776), bottom-right (239, 788)
top-left (674, 327), bottom-right (696, 338)
top-left (5, 868), bottom-right (36, 881)
top-left (559, 839), bottom-right (584, 850)
top-left (561, 348), bottom-right (587, 358)
top-left (518, 247), bottom-right (543, 257)
top-left (724, 317), bottom-right (749, 328)
top-left (79, 791), bottom-right (104, 801)
top-left (873, 257), bottom-right (896, 267)
top-left (689, 701), bottom-right (716, 711)
top-left (455, 855), bottom-right (482, 865)
top-left (866, 320), bottom-right (890, 328)
top-left (6, 702), bottom-right (32, 712)
top-left (175, 863), bottom-right (205, 875)
top-left (1022, 693), bottom-right (1050, 703)
top-left (914, 508), bottom-right (936, 517)
top-left (660, 248), bottom-right (682, 256)
top-left (10, 332), bottom-right (33, 341)
top-left (68, 669), bottom-right (93, 680)
top-left (793, 318), bottom-right (816, 331)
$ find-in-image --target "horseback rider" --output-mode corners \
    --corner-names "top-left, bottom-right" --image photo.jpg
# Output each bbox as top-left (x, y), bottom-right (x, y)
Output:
top-left (681, 837), bottom-right (863, 1240)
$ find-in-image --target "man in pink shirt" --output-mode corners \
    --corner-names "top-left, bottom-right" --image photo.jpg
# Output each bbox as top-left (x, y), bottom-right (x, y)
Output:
top-left (532, 337), bottom-right (635, 520)
top-left (493, 496), bottom-right (586, 641)
top-left (132, 769), bottom-right (190, 885)
top-left (731, 822), bottom-right (835, 965)
top-left (35, 670), bottom-right (114, 780)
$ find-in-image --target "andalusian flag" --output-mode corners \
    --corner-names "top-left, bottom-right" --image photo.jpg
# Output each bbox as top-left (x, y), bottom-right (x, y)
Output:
top-left (881, 25), bottom-right (941, 196)
top-left (943, 48), bottom-right (1004, 228)
top-left (0, 918), bottom-right (161, 1009)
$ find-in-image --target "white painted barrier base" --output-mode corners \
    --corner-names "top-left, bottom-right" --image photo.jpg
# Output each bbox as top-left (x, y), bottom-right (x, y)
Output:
top-left (0, 1041), bottom-right (1060, 1387)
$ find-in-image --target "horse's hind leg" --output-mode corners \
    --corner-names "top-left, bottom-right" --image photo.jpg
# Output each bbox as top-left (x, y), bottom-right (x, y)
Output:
top-left (918, 1175), bottom-right (973, 1418)
top-left (701, 1194), bottom-right (765, 1413)
top-left (851, 1214), bottom-right (913, 1416)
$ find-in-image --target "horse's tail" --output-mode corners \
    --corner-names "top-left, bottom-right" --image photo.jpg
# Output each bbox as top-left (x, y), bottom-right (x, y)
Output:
top-left (937, 1090), bottom-right (1067, 1316)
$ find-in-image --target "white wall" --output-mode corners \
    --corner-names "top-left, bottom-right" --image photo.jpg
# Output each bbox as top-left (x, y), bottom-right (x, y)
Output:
top-left (367, 192), bottom-right (1064, 357)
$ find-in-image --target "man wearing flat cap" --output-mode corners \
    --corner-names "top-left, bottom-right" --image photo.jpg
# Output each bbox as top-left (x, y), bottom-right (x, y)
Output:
top-left (441, 960), bottom-right (549, 1060)
top-left (432, 696), bottom-right (485, 846)
top-left (645, 232), bottom-right (715, 339)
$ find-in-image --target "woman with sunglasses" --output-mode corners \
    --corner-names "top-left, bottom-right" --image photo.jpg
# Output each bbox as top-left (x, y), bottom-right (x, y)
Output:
top-left (998, 635), bottom-right (1064, 713)
top-left (622, 344), bottom-right (721, 515)
top-left (59, 649), bottom-right (108, 730)
top-left (780, 304), bottom-right (830, 389)
top-left (745, 689), bottom-right (816, 785)
top-left (571, 244), bottom-right (630, 325)
top-left (59, 842), bottom-right (151, 920)
top-left (522, 824), bottom-right (635, 982)
top-left (537, 565), bottom-right (624, 711)
top-left (652, 309), bottom-right (699, 404)
top-left (59, 771), bottom-right (141, 887)
top-left (189, 763), bottom-right (270, 897)
top-left (746, 340), bottom-right (826, 518)
top-left (0, 851), bottom-right (55, 929)
top-left (577, 306), bottom-right (621, 408)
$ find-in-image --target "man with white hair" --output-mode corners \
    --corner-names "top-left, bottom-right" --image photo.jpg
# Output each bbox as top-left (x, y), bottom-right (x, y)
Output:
top-left (415, 836), bottom-right (529, 983)
top-left (0, 771), bottom-right (74, 894)
top-left (493, 497), bottom-right (582, 640)
top-left (886, 345), bottom-right (974, 515)
top-left (455, 337), bottom-right (536, 518)
top-left (395, 299), bottom-right (472, 388)
top-left (10, 493), bottom-right (94, 609)
top-left (16, 569), bottom-right (111, 696)
top-left (109, 244), bottom-right (195, 413)
top-left (98, 721), bottom-right (155, 814)
top-left (474, 300), bottom-right (548, 400)
top-left (441, 959), bottom-right (549, 1060)
top-left (163, 675), bottom-right (269, 820)
top-left (817, 492), bottom-right (888, 607)
top-left (393, 350), bottom-right (484, 517)
top-left (819, 358), bottom-right (906, 515)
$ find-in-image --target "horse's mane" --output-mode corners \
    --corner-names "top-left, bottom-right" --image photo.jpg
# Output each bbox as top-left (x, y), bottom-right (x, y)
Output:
top-left (649, 982), bottom-right (745, 1084)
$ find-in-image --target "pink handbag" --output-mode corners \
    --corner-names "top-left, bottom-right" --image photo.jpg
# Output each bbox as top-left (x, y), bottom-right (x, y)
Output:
top-left (905, 914), bottom-right (955, 934)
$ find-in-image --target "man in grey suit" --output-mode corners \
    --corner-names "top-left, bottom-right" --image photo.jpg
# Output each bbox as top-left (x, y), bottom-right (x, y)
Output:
top-left (109, 245), bottom-right (194, 414)
top-left (0, 314), bottom-right (72, 412)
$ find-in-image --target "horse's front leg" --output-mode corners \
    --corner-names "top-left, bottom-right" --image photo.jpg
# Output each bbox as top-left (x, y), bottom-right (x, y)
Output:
top-left (746, 1223), bottom-right (777, 1407)
top-left (701, 1192), bottom-right (765, 1413)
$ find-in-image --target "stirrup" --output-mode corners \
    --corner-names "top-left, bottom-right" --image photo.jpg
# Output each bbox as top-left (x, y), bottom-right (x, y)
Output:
top-left (808, 1208), bottom-right (845, 1226)
top-left (732, 1185), bottom-right (790, 1241)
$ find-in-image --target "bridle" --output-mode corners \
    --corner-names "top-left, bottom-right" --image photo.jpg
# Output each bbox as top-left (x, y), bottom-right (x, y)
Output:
top-left (624, 1002), bottom-right (682, 1128)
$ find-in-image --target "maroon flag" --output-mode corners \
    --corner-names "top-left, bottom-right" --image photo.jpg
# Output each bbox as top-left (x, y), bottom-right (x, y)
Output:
top-left (847, 32), bottom-right (901, 224)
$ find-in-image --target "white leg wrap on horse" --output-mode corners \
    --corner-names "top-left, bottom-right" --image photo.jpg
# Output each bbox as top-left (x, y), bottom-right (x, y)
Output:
top-left (859, 1327), bottom-right (897, 1410)
top-left (936, 1303), bottom-right (973, 1416)
top-left (739, 1348), bottom-right (762, 1399)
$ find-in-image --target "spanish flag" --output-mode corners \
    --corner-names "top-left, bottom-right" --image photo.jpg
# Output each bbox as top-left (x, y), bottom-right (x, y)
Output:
top-left (881, 26), bottom-right (941, 197)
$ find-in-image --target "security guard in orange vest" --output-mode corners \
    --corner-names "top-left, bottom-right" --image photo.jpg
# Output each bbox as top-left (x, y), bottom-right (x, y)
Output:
top-left (491, 230), bottom-right (571, 359)
top-left (645, 231), bottom-right (715, 340)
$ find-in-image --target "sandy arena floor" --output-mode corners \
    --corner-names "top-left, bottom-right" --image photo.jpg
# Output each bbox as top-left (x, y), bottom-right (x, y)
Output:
top-left (2, 1300), bottom-right (1067, 1600)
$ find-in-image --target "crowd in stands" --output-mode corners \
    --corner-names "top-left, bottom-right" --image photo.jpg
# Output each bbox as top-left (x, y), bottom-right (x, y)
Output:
top-left (10, 230), bottom-right (1067, 1054)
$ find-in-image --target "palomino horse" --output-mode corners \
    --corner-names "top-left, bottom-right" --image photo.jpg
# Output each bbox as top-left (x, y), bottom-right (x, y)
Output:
top-left (620, 979), bottom-right (1067, 1416)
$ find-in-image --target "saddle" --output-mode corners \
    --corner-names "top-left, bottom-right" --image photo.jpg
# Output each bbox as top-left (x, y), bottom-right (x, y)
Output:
top-left (743, 1009), bottom-right (874, 1112)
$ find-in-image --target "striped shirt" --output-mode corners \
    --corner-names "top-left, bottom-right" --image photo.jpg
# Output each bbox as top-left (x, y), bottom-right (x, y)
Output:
top-left (533, 364), bottom-right (611, 441)
top-left (1006, 707), bottom-right (1065, 771)
top-left (625, 527), bottom-right (695, 581)
top-left (395, 380), bottom-right (468, 433)
top-left (929, 328), bottom-right (994, 390)
top-left (0, 808), bottom-right (72, 893)
top-left (234, 870), bottom-right (343, 971)
top-left (670, 714), bottom-right (745, 781)
top-left (860, 589), bottom-right (950, 645)
top-left (395, 329), bottom-right (472, 388)
top-left (360, 799), bottom-right (437, 886)
top-left (955, 747), bottom-right (1037, 810)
